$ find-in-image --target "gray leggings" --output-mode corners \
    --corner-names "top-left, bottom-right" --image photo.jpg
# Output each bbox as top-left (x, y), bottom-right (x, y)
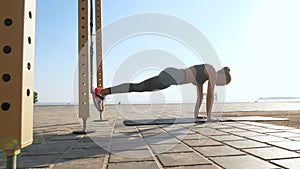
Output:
top-left (109, 68), bottom-right (186, 94)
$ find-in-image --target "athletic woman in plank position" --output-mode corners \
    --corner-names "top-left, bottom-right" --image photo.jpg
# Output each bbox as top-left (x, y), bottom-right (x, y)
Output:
top-left (93, 64), bottom-right (231, 120)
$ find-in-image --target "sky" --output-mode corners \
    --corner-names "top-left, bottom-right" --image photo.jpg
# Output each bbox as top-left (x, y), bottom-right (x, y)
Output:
top-left (34, 0), bottom-right (300, 104)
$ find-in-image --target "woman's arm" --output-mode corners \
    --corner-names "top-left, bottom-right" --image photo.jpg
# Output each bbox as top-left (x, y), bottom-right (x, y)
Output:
top-left (205, 65), bottom-right (217, 121)
top-left (206, 80), bottom-right (215, 120)
top-left (194, 84), bottom-right (203, 118)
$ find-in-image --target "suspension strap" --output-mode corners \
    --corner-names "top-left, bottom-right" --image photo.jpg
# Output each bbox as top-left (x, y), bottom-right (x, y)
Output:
top-left (90, 0), bottom-right (94, 93)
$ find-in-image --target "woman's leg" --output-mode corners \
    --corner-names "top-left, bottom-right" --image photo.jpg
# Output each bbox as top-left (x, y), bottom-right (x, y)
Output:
top-left (100, 67), bottom-right (186, 96)
top-left (100, 75), bottom-right (171, 96)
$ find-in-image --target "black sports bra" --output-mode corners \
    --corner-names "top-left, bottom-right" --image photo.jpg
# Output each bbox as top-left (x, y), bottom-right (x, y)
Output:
top-left (192, 64), bottom-right (209, 85)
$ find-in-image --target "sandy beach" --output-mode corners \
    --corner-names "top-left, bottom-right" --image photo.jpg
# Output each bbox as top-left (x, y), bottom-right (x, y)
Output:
top-left (35, 102), bottom-right (300, 128)
top-left (222, 110), bottom-right (300, 129)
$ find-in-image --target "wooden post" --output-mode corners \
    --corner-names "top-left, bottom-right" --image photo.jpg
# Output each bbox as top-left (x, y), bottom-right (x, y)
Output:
top-left (96, 0), bottom-right (103, 89)
top-left (95, 0), bottom-right (104, 115)
top-left (0, 0), bottom-right (36, 167)
top-left (78, 0), bottom-right (90, 122)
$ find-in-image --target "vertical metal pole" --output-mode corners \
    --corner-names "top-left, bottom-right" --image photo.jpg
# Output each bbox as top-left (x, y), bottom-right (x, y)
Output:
top-left (90, 0), bottom-right (94, 92)
top-left (96, 0), bottom-right (103, 89)
top-left (96, 0), bottom-right (104, 118)
top-left (0, 0), bottom-right (36, 167)
top-left (78, 0), bottom-right (90, 125)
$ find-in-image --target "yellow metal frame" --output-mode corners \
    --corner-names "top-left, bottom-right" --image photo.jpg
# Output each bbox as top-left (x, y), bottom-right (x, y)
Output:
top-left (0, 0), bottom-right (36, 156)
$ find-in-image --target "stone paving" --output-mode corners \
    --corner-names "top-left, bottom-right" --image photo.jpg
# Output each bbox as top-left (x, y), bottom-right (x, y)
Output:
top-left (1, 104), bottom-right (300, 169)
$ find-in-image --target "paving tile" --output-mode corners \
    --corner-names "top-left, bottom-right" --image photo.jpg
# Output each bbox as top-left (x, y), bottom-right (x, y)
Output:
top-left (267, 132), bottom-right (300, 138)
top-left (33, 134), bottom-right (51, 144)
top-left (210, 155), bottom-right (279, 169)
top-left (191, 127), bottom-right (213, 135)
top-left (114, 127), bottom-right (138, 133)
top-left (150, 143), bottom-right (193, 154)
top-left (247, 128), bottom-right (281, 133)
top-left (62, 147), bottom-right (106, 159)
top-left (196, 123), bottom-right (222, 129)
top-left (157, 152), bottom-right (211, 167)
top-left (211, 135), bottom-right (246, 142)
top-left (208, 124), bottom-right (232, 129)
top-left (23, 140), bottom-right (76, 156)
top-left (241, 122), bottom-right (276, 128)
top-left (291, 137), bottom-right (300, 141)
top-left (110, 149), bottom-right (153, 162)
top-left (165, 164), bottom-right (221, 169)
top-left (184, 139), bottom-right (223, 147)
top-left (288, 129), bottom-right (300, 134)
top-left (53, 158), bottom-right (104, 169)
top-left (108, 161), bottom-right (159, 169)
top-left (227, 116), bottom-right (286, 121)
top-left (197, 128), bottom-right (227, 137)
top-left (237, 125), bottom-right (267, 130)
top-left (21, 144), bottom-right (39, 152)
top-left (231, 131), bottom-right (265, 137)
top-left (247, 135), bottom-right (289, 142)
top-left (112, 131), bottom-right (141, 138)
top-left (167, 128), bottom-right (196, 135)
top-left (179, 124), bottom-right (195, 129)
top-left (161, 124), bottom-right (184, 130)
top-left (268, 141), bottom-right (300, 151)
top-left (266, 125), bottom-right (294, 130)
top-left (143, 131), bottom-right (174, 138)
top-left (225, 140), bottom-right (270, 149)
top-left (179, 133), bottom-right (208, 140)
top-left (219, 128), bottom-right (247, 133)
top-left (208, 130), bottom-right (228, 136)
top-left (50, 134), bottom-right (82, 141)
top-left (111, 137), bottom-right (148, 151)
top-left (144, 135), bottom-right (180, 145)
top-left (137, 126), bottom-right (156, 130)
top-left (244, 147), bottom-right (300, 160)
top-left (195, 122), bottom-right (217, 127)
top-left (90, 138), bottom-right (111, 150)
top-left (221, 122), bottom-right (243, 126)
top-left (194, 145), bottom-right (246, 157)
top-left (190, 127), bottom-right (206, 133)
top-left (272, 158), bottom-right (300, 169)
top-left (139, 128), bottom-right (166, 137)
top-left (223, 123), bottom-right (258, 129)
top-left (72, 141), bottom-right (100, 149)
top-left (17, 154), bottom-right (60, 168)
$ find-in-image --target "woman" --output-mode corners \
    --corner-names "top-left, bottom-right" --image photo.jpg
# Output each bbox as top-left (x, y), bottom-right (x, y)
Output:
top-left (93, 64), bottom-right (231, 120)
